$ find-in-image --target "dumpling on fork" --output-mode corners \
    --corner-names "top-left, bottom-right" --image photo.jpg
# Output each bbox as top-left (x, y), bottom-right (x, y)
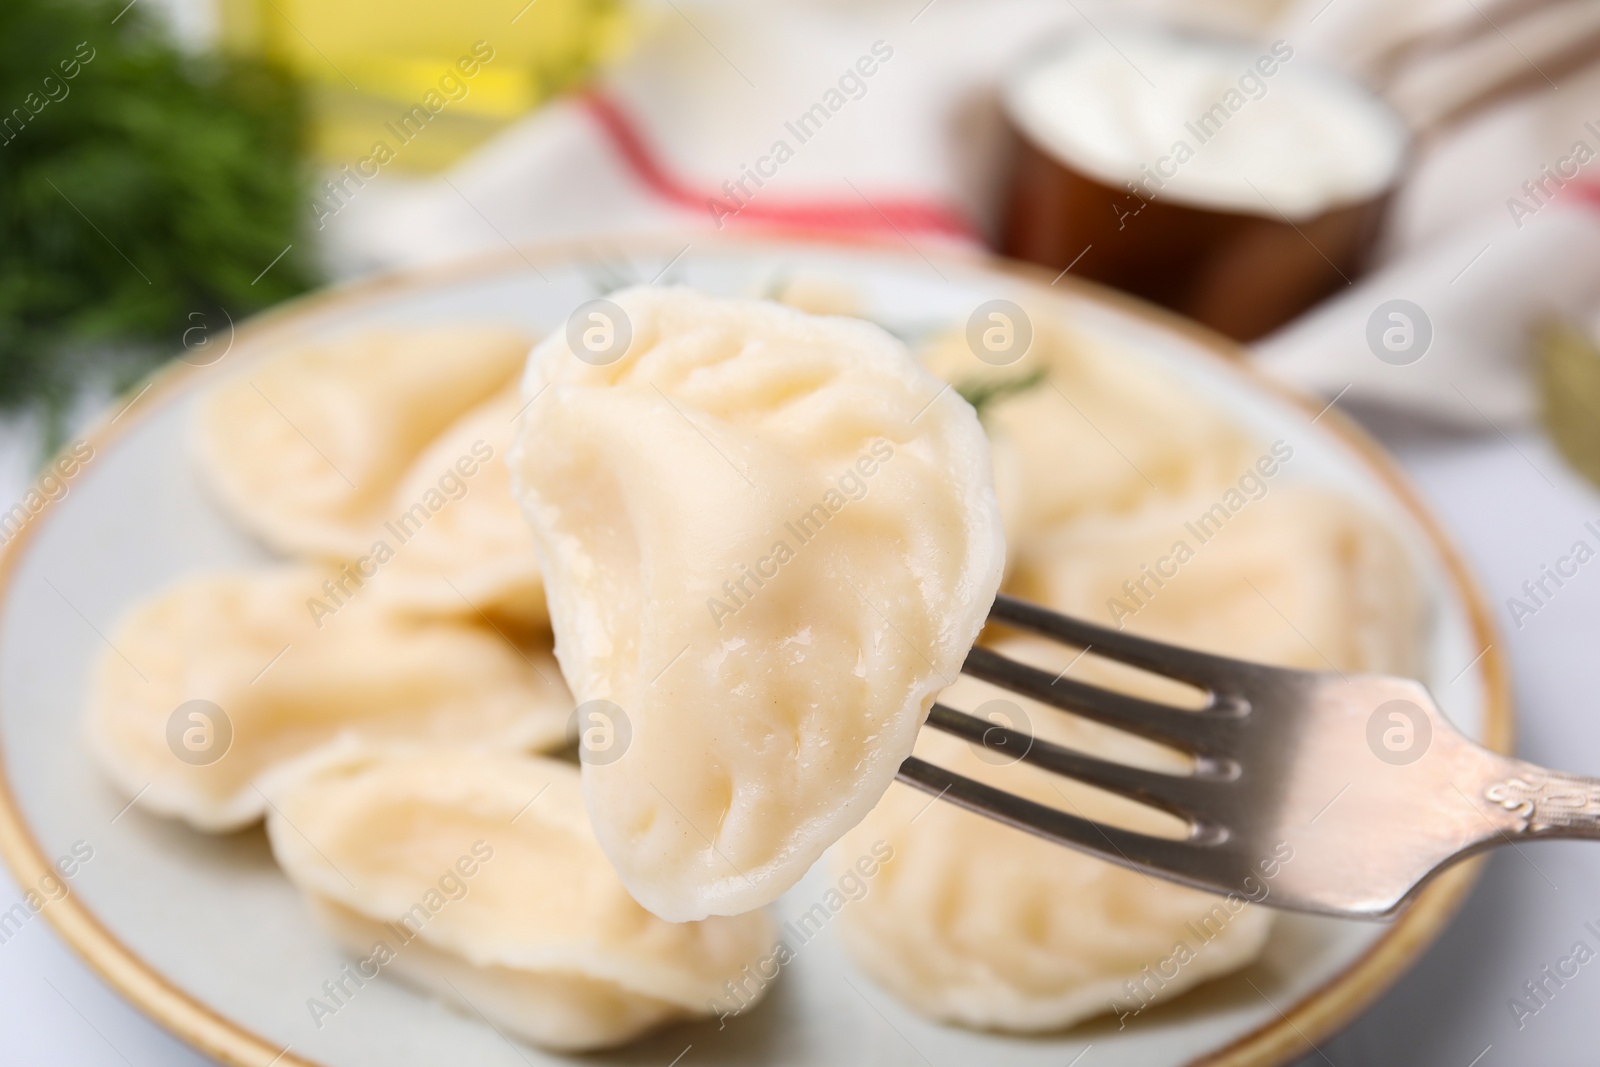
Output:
top-left (511, 286), bottom-right (1006, 921)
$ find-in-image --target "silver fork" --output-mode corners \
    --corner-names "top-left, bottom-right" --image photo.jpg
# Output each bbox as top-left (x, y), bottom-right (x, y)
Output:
top-left (898, 594), bottom-right (1600, 919)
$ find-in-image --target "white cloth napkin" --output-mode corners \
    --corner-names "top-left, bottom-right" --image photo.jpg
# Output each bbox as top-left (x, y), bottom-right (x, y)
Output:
top-left (1254, 205), bottom-right (1600, 427)
top-left (324, 0), bottom-right (1079, 271)
top-left (318, 0), bottom-right (1600, 430)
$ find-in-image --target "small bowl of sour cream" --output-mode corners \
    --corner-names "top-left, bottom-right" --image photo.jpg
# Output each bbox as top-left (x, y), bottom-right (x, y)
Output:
top-left (1001, 25), bottom-right (1409, 341)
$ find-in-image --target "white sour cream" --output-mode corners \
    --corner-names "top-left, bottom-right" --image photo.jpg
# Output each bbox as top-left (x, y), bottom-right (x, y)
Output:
top-left (1006, 29), bottom-right (1408, 219)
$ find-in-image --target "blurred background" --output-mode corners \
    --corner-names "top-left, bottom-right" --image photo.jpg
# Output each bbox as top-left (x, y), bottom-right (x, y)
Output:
top-left (3, 0), bottom-right (1600, 1063)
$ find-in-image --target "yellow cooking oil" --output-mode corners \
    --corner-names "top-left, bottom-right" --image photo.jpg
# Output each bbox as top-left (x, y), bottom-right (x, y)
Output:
top-left (218, 0), bottom-right (632, 171)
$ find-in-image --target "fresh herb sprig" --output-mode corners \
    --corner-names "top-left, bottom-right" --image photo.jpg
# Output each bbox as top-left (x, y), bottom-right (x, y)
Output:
top-left (955, 367), bottom-right (1048, 419)
top-left (0, 0), bottom-right (317, 446)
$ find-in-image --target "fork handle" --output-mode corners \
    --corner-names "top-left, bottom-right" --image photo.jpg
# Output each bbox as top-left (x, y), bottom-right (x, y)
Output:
top-left (1482, 763), bottom-right (1600, 840)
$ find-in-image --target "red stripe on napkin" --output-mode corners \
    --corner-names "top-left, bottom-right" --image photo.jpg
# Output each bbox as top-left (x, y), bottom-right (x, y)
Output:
top-left (581, 91), bottom-right (978, 242)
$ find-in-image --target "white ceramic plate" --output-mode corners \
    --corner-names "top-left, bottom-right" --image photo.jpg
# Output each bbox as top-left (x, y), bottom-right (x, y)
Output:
top-left (0, 234), bottom-right (1508, 1067)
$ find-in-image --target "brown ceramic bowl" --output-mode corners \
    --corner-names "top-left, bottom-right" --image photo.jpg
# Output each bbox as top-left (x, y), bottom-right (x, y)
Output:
top-left (1000, 36), bottom-right (1407, 343)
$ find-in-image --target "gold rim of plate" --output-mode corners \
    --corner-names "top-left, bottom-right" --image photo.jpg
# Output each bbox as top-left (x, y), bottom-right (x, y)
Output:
top-left (0, 231), bottom-right (1512, 1067)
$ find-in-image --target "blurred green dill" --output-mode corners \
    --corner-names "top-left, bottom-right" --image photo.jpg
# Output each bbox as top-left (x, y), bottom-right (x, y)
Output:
top-left (1, 0), bottom-right (317, 447)
top-left (955, 367), bottom-right (1047, 419)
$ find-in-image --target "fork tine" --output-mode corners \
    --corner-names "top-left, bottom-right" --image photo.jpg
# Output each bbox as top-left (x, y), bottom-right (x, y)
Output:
top-left (987, 593), bottom-right (1247, 694)
top-left (924, 704), bottom-right (1208, 821)
top-left (962, 645), bottom-right (1232, 753)
top-left (897, 757), bottom-right (1230, 896)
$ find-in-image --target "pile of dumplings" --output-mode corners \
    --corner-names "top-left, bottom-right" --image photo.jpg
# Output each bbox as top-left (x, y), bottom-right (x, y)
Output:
top-left (84, 284), bottom-right (1425, 1053)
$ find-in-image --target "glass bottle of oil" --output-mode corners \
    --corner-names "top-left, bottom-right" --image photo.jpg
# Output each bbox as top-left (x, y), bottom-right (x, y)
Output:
top-left (218, 0), bottom-right (631, 172)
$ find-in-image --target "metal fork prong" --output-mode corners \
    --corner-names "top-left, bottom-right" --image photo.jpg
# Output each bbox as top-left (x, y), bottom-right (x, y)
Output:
top-left (897, 757), bottom-right (1229, 896)
top-left (924, 704), bottom-right (1206, 821)
top-left (962, 645), bottom-right (1231, 754)
top-left (988, 593), bottom-right (1245, 693)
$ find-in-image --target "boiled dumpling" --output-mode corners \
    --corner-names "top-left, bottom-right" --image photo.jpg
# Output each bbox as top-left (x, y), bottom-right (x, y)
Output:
top-left (266, 747), bottom-right (778, 1051)
top-left (767, 271), bottom-right (863, 318)
top-left (1012, 484), bottom-right (1427, 676)
top-left (84, 568), bottom-right (572, 831)
top-left (835, 635), bottom-right (1275, 1032)
top-left (836, 484), bottom-right (1425, 1031)
top-left (919, 310), bottom-right (1258, 552)
top-left (370, 385), bottom-right (546, 629)
top-left (193, 327), bottom-right (530, 559)
top-left (511, 287), bottom-right (1006, 921)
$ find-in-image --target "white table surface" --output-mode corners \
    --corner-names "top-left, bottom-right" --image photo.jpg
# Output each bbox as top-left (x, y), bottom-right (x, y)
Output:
top-left (1, 404), bottom-right (1595, 1067)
